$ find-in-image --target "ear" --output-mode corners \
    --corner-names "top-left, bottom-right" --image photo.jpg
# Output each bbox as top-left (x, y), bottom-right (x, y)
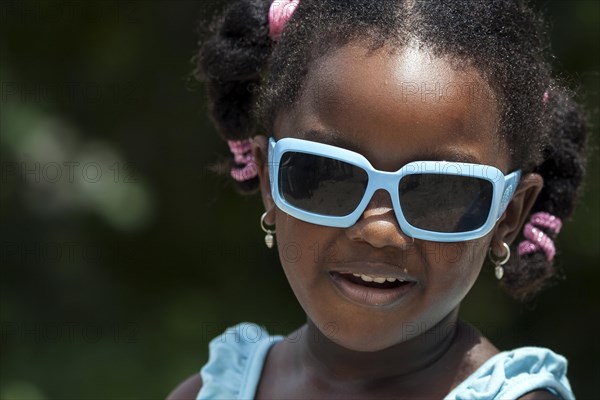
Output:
top-left (252, 135), bottom-right (276, 224)
top-left (491, 172), bottom-right (544, 254)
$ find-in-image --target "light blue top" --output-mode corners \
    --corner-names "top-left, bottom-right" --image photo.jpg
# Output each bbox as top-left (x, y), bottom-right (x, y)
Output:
top-left (197, 322), bottom-right (575, 400)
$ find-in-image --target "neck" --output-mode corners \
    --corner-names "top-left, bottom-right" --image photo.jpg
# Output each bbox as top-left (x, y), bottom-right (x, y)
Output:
top-left (297, 308), bottom-right (460, 388)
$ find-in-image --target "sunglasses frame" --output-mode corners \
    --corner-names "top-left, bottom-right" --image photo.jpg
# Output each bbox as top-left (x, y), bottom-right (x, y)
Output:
top-left (268, 136), bottom-right (521, 242)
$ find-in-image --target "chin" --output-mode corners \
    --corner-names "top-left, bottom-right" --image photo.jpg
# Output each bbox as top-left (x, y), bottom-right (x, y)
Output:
top-left (316, 318), bottom-right (419, 352)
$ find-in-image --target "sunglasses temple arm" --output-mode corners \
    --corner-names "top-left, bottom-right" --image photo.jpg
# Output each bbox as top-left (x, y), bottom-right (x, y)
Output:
top-left (268, 137), bottom-right (277, 187)
top-left (496, 170), bottom-right (522, 220)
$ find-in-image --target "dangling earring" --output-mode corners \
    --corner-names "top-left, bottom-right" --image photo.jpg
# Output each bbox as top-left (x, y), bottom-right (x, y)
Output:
top-left (260, 212), bottom-right (276, 249)
top-left (488, 242), bottom-right (511, 280)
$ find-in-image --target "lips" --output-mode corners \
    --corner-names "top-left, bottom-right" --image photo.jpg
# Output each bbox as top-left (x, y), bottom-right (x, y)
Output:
top-left (328, 263), bottom-right (417, 307)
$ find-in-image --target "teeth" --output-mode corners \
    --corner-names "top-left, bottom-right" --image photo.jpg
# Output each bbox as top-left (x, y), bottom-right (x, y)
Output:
top-left (350, 273), bottom-right (402, 283)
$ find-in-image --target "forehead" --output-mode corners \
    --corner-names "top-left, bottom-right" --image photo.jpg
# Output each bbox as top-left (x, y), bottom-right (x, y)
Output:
top-left (276, 41), bottom-right (508, 171)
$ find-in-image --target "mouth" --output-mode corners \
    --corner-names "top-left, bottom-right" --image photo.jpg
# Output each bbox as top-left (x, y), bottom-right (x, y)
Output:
top-left (328, 271), bottom-right (416, 307)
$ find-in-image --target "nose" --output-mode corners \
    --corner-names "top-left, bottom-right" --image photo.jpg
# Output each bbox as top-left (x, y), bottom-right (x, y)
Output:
top-left (345, 189), bottom-right (413, 248)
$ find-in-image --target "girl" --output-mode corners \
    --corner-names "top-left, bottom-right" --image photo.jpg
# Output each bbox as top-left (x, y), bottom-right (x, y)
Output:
top-left (170, 0), bottom-right (587, 398)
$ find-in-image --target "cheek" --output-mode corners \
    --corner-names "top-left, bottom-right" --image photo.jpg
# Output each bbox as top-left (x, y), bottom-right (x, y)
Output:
top-left (274, 217), bottom-right (322, 296)
top-left (274, 215), bottom-right (350, 325)
top-left (423, 240), bottom-right (488, 297)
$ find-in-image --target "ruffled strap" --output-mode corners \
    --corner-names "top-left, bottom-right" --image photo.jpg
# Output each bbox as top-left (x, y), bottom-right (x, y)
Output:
top-left (197, 322), bottom-right (284, 399)
top-left (445, 346), bottom-right (575, 399)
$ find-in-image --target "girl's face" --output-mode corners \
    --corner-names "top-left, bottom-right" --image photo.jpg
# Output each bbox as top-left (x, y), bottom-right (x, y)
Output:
top-left (255, 42), bottom-right (511, 352)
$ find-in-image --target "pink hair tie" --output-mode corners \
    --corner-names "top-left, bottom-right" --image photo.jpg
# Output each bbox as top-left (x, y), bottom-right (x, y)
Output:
top-left (268, 0), bottom-right (300, 41)
top-left (517, 212), bottom-right (562, 261)
top-left (543, 90), bottom-right (550, 105)
top-left (227, 139), bottom-right (258, 182)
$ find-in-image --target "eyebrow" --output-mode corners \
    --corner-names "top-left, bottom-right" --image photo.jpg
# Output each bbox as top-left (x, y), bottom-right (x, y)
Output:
top-left (296, 129), bottom-right (483, 165)
top-left (299, 129), bottom-right (356, 147)
top-left (413, 147), bottom-right (482, 164)
top-left (298, 129), bottom-right (361, 153)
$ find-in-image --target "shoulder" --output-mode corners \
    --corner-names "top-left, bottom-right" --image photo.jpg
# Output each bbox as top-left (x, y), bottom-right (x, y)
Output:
top-left (166, 374), bottom-right (202, 400)
top-left (448, 322), bottom-right (574, 399)
top-left (166, 322), bottom-right (270, 400)
top-left (517, 390), bottom-right (562, 399)
top-left (172, 322), bottom-right (283, 399)
top-left (203, 321), bottom-right (277, 366)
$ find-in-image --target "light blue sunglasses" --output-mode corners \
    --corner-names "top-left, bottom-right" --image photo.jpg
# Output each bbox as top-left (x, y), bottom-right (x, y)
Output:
top-left (268, 136), bottom-right (520, 242)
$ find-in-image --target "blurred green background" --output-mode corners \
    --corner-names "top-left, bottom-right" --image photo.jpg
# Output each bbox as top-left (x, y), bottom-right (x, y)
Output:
top-left (0, 1), bottom-right (598, 399)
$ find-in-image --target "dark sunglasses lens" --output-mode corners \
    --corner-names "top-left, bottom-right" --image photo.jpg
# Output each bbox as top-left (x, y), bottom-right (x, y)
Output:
top-left (399, 174), bottom-right (493, 233)
top-left (278, 152), bottom-right (368, 216)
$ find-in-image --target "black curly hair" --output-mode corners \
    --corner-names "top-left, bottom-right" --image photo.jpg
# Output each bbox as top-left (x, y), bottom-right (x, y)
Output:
top-left (194, 0), bottom-right (588, 302)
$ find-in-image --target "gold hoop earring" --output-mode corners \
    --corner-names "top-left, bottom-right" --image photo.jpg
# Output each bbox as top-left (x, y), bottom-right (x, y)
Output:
top-left (488, 242), bottom-right (510, 280)
top-left (260, 212), bottom-right (276, 249)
